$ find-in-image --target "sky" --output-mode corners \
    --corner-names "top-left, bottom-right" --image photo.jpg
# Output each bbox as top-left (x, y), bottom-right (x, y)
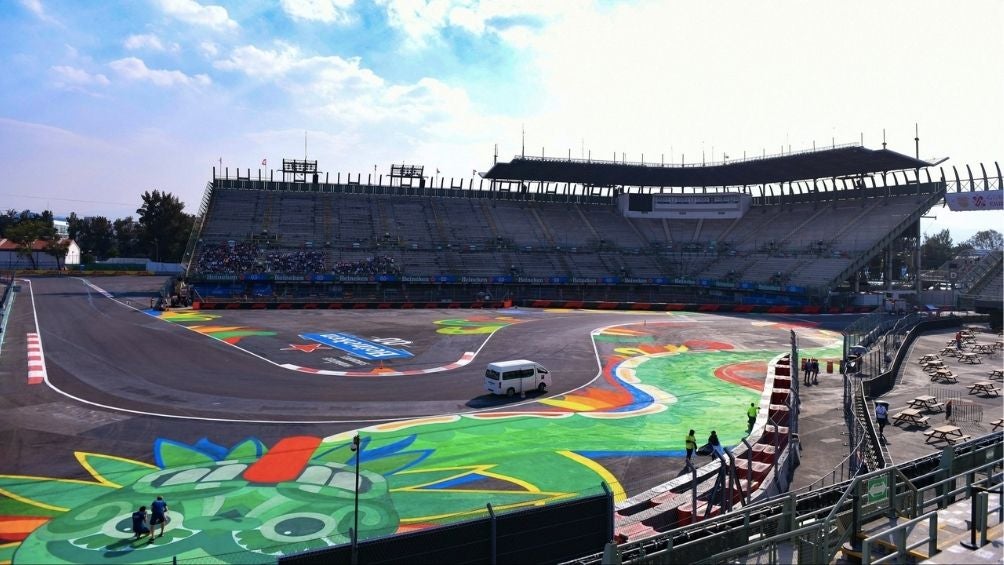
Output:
top-left (1, 0), bottom-right (1001, 242)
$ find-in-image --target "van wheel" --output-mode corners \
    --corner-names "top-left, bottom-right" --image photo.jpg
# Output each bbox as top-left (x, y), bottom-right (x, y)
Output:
top-left (538, 382), bottom-right (547, 392)
top-left (506, 388), bottom-right (515, 397)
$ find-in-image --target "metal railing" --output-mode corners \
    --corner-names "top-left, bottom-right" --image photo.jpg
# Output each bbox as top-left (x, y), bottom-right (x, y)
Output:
top-left (571, 435), bottom-right (1001, 565)
top-left (861, 511), bottom-right (938, 564)
top-left (509, 142), bottom-right (862, 169)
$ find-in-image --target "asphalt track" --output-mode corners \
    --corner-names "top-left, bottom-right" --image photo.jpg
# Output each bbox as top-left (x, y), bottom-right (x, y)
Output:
top-left (0, 276), bottom-right (855, 563)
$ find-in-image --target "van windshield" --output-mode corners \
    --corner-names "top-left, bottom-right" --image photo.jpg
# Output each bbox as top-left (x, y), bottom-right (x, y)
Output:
top-left (485, 369), bottom-right (501, 380)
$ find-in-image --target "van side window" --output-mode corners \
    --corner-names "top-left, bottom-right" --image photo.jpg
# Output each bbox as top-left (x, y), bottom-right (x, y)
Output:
top-left (521, 368), bottom-right (534, 378)
top-left (502, 371), bottom-right (519, 380)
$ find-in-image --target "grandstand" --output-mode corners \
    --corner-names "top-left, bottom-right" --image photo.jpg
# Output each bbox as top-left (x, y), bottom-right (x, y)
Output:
top-left (180, 143), bottom-right (963, 307)
top-left (184, 145), bottom-right (959, 307)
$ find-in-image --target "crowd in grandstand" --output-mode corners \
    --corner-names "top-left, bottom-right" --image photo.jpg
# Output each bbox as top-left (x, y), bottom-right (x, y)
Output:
top-left (196, 242), bottom-right (401, 277)
top-left (197, 242), bottom-right (259, 274)
top-left (264, 250), bottom-right (325, 274)
top-left (333, 255), bottom-right (401, 276)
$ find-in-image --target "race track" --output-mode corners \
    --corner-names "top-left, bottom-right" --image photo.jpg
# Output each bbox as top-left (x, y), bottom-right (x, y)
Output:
top-left (0, 276), bottom-right (849, 564)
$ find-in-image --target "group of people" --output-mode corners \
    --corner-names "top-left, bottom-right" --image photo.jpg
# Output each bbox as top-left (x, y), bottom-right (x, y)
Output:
top-left (196, 241), bottom-right (326, 275)
top-left (197, 241), bottom-right (260, 273)
top-left (332, 255), bottom-right (401, 276)
top-left (131, 496), bottom-right (169, 543)
top-left (684, 403), bottom-right (761, 468)
top-left (263, 249), bottom-right (326, 274)
top-left (802, 358), bottom-right (821, 385)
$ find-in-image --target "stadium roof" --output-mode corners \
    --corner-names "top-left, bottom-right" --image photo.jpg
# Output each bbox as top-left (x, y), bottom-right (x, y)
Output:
top-left (482, 145), bottom-right (933, 187)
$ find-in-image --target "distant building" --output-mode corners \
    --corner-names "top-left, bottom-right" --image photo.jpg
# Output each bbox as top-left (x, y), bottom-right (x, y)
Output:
top-left (53, 218), bottom-right (70, 238)
top-left (0, 238), bottom-right (81, 269)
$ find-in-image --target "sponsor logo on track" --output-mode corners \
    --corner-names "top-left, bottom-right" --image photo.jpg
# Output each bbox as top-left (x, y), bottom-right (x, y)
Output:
top-left (302, 332), bottom-right (414, 360)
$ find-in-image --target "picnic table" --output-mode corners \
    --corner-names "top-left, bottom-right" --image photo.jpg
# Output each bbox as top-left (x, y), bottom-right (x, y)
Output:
top-left (907, 395), bottom-right (944, 413)
top-left (992, 418), bottom-right (1003, 432)
top-left (989, 369), bottom-right (1003, 381)
top-left (892, 408), bottom-right (930, 428)
top-left (922, 360), bottom-right (945, 372)
top-left (918, 353), bottom-right (940, 363)
top-left (967, 381), bottom-right (1000, 397)
top-left (958, 352), bottom-right (982, 364)
top-left (930, 369), bottom-right (958, 383)
top-left (940, 347), bottom-right (960, 357)
top-left (972, 343), bottom-right (997, 355)
top-left (924, 425), bottom-right (970, 445)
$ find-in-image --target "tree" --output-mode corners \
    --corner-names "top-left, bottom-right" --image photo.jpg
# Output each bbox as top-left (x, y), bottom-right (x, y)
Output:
top-left (81, 216), bottom-right (116, 260)
top-left (5, 220), bottom-right (53, 269)
top-left (44, 239), bottom-right (70, 269)
top-left (136, 190), bottom-right (194, 262)
top-left (0, 209), bottom-right (18, 236)
top-left (921, 229), bottom-right (955, 269)
top-left (964, 229), bottom-right (1003, 251)
top-left (113, 216), bottom-right (140, 258)
top-left (67, 212), bottom-right (82, 241)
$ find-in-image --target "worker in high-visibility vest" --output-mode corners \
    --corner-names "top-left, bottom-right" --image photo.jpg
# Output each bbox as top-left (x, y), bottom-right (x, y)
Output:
top-left (747, 402), bottom-right (758, 431)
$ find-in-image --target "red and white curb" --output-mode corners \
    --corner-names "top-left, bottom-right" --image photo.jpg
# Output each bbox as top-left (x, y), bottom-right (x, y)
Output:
top-left (280, 351), bottom-right (476, 377)
top-left (27, 332), bottom-right (47, 385)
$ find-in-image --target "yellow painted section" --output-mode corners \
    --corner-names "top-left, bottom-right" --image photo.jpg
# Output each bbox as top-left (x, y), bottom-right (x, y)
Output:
top-left (557, 450), bottom-right (626, 502)
top-left (74, 452), bottom-right (156, 488)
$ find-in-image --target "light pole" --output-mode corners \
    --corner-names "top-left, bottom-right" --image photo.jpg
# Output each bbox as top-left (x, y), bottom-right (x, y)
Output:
top-left (350, 434), bottom-right (361, 565)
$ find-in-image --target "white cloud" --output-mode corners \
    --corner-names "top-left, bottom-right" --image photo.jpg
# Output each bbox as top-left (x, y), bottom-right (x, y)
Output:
top-left (51, 65), bottom-right (110, 89)
top-left (124, 33), bottom-right (181, 53)
top-left (281, 0), bottom-right (355, 24)
top-left (109, 57), bottom-right (211, 88)
top-left (199, 41), bottom-right (219, 57)
top-left (18, 0), bottom-right (60, 24)
top-left (213, 41), bottom-right (487, 139)
top-left (214, 42), bottom-right (382, 87)
top-left (155, 0), bottom-right (238, 31)
top-left (376, 0), bottom-right (568, 48)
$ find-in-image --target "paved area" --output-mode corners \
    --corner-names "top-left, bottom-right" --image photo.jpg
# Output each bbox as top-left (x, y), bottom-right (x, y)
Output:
top-left (0, 275), bottom-right (996, 563)
top-left (0, 275), bottom-right (852, 563)
top-left (876, 329), bottom-right (1003, 464)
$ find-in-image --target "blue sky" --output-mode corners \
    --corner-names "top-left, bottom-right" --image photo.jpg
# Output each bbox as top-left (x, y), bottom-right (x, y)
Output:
top-left (1, 0), bottom-right (1001, 242)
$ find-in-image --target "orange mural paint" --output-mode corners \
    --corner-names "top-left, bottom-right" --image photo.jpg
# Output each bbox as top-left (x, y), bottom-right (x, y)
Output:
top-left (242, 436), bottom-right (322, 484)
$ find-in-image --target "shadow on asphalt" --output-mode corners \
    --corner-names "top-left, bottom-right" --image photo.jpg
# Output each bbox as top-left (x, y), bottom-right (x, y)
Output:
top-left (465, 390), bottom-right (549, 408)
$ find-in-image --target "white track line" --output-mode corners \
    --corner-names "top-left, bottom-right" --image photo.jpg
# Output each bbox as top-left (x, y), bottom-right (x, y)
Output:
top-left (25, 278), bottom-right (605, 424)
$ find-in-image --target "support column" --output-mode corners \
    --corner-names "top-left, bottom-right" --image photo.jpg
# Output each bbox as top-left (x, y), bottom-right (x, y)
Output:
top-left (885, 246), bottom-right (893, 291)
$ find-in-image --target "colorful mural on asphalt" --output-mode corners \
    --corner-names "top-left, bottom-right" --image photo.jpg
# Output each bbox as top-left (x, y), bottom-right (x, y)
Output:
top-left (152, 311), bottom-right (277, 345)
top-left (0, 316), bottom-right (843, 563)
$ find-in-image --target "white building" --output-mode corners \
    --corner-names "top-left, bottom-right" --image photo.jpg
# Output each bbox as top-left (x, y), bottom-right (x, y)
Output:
top-left (0, 238), bottom-right (81, 269)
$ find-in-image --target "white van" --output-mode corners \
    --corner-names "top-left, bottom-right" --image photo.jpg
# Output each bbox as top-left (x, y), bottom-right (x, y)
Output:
top-left (484, 360), bottom-right (551, 397)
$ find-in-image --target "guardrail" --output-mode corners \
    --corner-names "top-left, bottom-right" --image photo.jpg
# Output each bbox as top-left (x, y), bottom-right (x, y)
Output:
top-left (965, 476), bottom-right (1003, 549)
top-left (862, 511), bottom-right (938, 564)
top-left (568, 435), bottom-right (1001, 564)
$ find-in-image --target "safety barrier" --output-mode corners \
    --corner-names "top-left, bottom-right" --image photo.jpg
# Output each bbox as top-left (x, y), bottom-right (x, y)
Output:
top-left (191, 298), bottom-right (873, 313)
top-left (564, 434), bottom-right (1001, 564)
top-left (278, 485), bottom-right (613, 565)
top-left (861, 511), bottom-right (938, 564)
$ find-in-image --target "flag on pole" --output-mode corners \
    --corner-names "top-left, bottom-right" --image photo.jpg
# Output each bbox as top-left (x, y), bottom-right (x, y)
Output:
top-left (436, 168), bottom-right (440, 174)
top-left (262, 158), bottom-right (267, 167)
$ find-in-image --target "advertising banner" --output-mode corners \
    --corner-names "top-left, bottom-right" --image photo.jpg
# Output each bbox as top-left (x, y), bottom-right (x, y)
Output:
top-left (301, 333), bottom-right (414, 360)
top-left (945, 190), bottom-right (1003, 211)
